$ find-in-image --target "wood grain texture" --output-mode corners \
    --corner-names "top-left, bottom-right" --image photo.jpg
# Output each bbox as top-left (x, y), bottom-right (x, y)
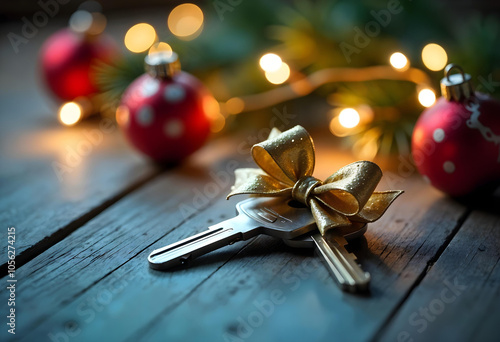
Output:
top-left (124, 177), bottom-right (468, 342)
top-left (0, 22), bottom-right (163, 270)
top-left (377, 209), bottom-right (500, 342)
top-left (5, 140), bottom-right (469, 342)
top-left (0, 116), bottom-right (162, 272)
top-left (3, 9), bottom-right (498, 342)
top-left (0, 137), bottom-right (247, 341)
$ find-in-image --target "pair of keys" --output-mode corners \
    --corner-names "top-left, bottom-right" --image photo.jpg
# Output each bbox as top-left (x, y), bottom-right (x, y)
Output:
top-left (148, 197), bottom-right (371, 293)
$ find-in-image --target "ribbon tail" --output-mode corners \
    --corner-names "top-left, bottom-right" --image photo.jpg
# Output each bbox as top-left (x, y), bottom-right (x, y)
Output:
top-left (309, 198), bottom-right (351, 235)
top-left (350, 190), bottom-right (404, 223)
top-left (227, 168), bottom-right (292, 199)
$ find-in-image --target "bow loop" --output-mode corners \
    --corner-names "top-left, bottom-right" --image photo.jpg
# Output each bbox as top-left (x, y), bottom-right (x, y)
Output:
top-left (251, 126), bottom-right (315, 185)
top-left (312, 161), bottom-right (382, 216)
top-left (228, 126), bottom-right (403, 236)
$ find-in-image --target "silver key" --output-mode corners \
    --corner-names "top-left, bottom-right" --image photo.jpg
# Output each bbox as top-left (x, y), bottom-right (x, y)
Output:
top-left (148, 197), bottom-right (316, 270)
top-left (284, 224), bottom-right (371, 293)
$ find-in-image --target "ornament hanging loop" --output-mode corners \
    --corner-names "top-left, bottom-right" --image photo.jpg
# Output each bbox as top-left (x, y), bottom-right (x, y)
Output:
top-left (444, 64), bottom-right (466, 83)
top-left (440, 63), bottom-right (474, 102)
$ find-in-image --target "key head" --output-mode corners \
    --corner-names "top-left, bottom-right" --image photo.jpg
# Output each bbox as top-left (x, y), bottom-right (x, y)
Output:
top-left (283, 223), bottom-right (367, 248)
top-left (149, 197), bottom-right (317, 270)
top-left (233, 197), bottom-right (316, 239)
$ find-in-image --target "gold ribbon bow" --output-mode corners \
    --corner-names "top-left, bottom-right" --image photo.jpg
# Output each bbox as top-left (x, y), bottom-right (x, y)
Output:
top-left (227, 126), bottom-right (403, 235)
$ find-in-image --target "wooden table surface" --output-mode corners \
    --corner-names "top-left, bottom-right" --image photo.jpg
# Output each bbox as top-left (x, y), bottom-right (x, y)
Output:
top-left (1, 12), bottom-right (500, 342)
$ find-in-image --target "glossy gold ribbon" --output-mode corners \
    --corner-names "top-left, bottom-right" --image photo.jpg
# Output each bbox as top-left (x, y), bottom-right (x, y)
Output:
top-left (227, 125), bottom-right (403, 235)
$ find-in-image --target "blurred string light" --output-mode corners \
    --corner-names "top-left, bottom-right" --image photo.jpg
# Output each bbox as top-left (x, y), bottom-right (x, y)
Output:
top-left (338, 108), bottom-right (360, 128)
top-left (225, 97), bottom-right (245, 115)
top-left (148, 42), bottom-right (173, 56)
top-left (210, 115), bottom-right (225, 133)
top-left (232, 62), bottom-right (433, 113)
top-left (329, 106), bottom-right (374, 137)
top-left (418, 88), bottom-right (436, 107)
top-left (203, 96), bottom-right (226, 133)
top-left (421, 43), bottom-right (448, 71)
top-left (389, 52), bottom-right (408, 70)
top-left (58, 97), bottom-right (94, 126)
top-left (168, 3), bottom-right (204, 40)
top-left (328, 106), bottom-right (379, 160)
top-left (259, 53), bottom-right (282, 72)
top-left (115, 105), bottom-right (130, 127)
top-left (59, 102), bottom-right (82, 126)
top-left (86, 13), bottom-right (107, 35)
top-left (265, 62), bottom-right (290, 84)
top-left (258, 53), bottom-right (291, 84)
top-left (124, 23), bottom-right (156, 53)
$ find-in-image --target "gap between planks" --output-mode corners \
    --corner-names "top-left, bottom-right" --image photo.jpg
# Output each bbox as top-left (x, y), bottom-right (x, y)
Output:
top-left (61, 176), bottom-right (236, 308)
top-left (371, 208), bottom-right (472, 342)
top-left (0, 170), bottom-right (163, 278)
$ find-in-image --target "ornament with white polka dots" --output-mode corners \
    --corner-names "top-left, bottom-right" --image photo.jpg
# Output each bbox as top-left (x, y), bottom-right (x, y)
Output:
top-left (412, 64), bottom-right (500, 196)
top-left (118, 51), bottom-right (212, 163)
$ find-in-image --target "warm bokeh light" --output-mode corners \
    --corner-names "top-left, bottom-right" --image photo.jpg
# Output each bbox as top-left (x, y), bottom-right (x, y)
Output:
top-left (329, 116), bottom-right (355, 137)
top-left (265, 62), bottom-right (290, 85)
top-left (115, 105), bottom-right (130, 127)
top-left (226, 97), bottom-right (245, 115)
top-left (148, 42), bottom-right (173, 56)
top-left (203, 96), bottom-right (221, 120)
top-left (338, 108), bottom-right (361, 128)
top-left (330, 117), bottom-right (346, 137)
top-left (59, 102), bottom-right (82, 126)
top-left (389, 52), bottom-right (408, 70)
top-left (357, 104), bottom-right (374, 124)
top-left (422, 43), bottom-right (448, 71)
top-left (124, 23), bottom-right (156, 53)
top-left (210, 114), bottom-right (225, 133)
top-left (259, 53), bottom-right (282, 72)
top-left (168, 3), bottom-right (204, 40)
top-left (87, 12), bottom-right (107, 35)
top-left (418, 88), bottom-right (436, 107)
top-left (201, 95), bottom-right (225, 132)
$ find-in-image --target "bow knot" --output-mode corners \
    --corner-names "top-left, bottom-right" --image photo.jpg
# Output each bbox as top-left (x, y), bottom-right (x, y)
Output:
top-left (292, 176), bottom-right (321, 206)
top-left (228, 126), bottom-right (403, 236)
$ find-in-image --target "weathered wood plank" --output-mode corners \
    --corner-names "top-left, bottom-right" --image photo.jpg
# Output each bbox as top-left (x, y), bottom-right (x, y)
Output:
top-left (0, 115), bottom-right (162, 271)
top-left (376, 208), bottom-right (500, 342)
top-left (0, 137), bottom-right (245, 341)
top-left (0, 20), bottom-right (162, 269)
top-left (122, 177), bottom-right (468, 342)
top-left (7, 137), bottom-right (468, 342)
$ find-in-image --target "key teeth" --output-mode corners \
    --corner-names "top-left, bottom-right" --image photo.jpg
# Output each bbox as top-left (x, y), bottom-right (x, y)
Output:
top-left (314, 233), bottom-right (371, 294)
top-left (343, 273), bottom-right (371, 293)
top-left (347, 251), bottom-right (358, 261)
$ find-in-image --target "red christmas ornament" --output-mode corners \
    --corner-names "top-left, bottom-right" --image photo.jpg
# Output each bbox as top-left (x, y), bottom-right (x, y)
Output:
top-left (412, 64), bottom-right (500, 196)
top-left (117, 51), bottom-right (212, 163)
top-left (39, 12), bottom-right (118, 101)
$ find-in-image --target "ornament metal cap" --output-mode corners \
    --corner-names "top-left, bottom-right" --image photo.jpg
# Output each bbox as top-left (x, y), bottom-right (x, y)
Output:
top-left (145, 52), bottom-right (181, 79)
top-left (440, 64), bottom-right (474, 101)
